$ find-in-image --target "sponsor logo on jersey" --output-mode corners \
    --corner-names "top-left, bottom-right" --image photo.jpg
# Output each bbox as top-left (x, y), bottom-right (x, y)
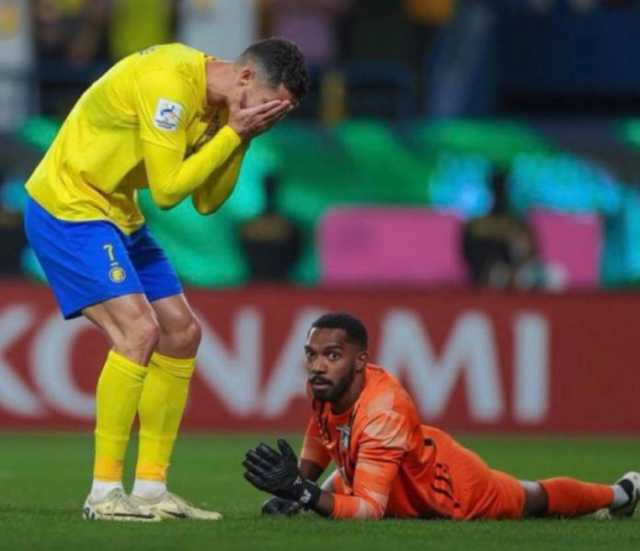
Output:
top-left (154, 99), bottom-right (183, 132)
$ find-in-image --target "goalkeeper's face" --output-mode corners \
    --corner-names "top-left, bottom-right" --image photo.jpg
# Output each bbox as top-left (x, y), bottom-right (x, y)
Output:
top-left (304, 328), bottom-right (367, 403)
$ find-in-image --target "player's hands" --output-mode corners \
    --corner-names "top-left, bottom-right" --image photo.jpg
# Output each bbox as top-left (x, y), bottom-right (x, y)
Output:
top-left (243, 439), bottom-right (321, 509)
top-left (243, 439), bottom-right (300, 497)
top-left (261, 496), bottom-right (301, 516)
top-left (228, 92), bottom-right (291, 141)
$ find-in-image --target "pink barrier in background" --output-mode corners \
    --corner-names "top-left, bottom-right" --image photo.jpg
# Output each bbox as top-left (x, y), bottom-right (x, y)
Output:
top-left (318, 207), bottom-right (467, 286)
top-left (529, 209), bottom-right (602, 289)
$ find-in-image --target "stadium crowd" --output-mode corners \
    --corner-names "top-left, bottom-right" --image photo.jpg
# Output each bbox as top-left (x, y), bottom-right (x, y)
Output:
top-left (2, 0), bottom-right (640, 289)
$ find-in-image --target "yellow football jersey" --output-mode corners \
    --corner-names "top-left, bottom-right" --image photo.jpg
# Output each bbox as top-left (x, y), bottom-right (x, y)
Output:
top-left (26, 43), bottom-right (239, 234)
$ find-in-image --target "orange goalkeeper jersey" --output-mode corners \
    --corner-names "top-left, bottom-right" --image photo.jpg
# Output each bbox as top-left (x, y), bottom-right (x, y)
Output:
top-left (300, 364), bottom-right (524, 520)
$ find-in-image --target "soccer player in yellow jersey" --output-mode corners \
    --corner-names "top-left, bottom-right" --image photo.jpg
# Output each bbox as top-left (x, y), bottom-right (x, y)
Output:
top-left (24, 39), bottom-right (309, 521)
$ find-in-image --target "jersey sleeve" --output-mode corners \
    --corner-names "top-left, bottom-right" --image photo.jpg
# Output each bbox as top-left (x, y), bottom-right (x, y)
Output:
top-left (135, 66), bottom-right (244, 210)
top-left (331, 409), bottom-right (411, 520)
top-left (134, 69), bottom-right (194, 152)
top-left (300, 417), bottom-right (332, 471)
top-left (191, 142), bottom-right (248, 214)
top-left (142, 125), bottom-right (243, 209)
top-left (134, 62), bottom-right (246, 211)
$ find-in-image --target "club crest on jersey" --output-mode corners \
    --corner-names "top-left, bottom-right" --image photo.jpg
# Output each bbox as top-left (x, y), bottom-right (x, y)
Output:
top-left (109, 266), bottom-right (126, 283)
top-left (154, 99), bottom-right (183, 132)
top-left (337, 424), bottom-right (351, 451)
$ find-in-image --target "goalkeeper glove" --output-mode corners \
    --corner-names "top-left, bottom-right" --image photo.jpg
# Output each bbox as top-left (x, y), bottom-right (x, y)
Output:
top-left (261, 496), bottom-right (301, 516)
top-left (243, 439), bottom-right (321, 510)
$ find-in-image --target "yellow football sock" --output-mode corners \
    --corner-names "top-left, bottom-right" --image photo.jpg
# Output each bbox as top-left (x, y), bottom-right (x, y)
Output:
top-left (94, 350), bottom-right (148, 481)
top-left (135, 352), bottom-right (196, 481)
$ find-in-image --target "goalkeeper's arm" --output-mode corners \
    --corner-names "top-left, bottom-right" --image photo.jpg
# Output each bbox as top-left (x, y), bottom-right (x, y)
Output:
top-left (300, 458), bottom-right (326, 482)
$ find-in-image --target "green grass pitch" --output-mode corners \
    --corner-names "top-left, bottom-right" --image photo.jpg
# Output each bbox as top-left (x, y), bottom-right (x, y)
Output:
top-left (0, 433), bottom-right (638, 551)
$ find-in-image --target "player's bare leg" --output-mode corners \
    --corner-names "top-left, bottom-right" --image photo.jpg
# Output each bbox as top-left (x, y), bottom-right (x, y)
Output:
top-left (130, 294), bottom-right (221, 520)
top-left (84, 293), bottom-right (160, 364)
top-left (151, 294), bottom-right (201, 359)
top-left (82, 294), bottom-right (161, 521)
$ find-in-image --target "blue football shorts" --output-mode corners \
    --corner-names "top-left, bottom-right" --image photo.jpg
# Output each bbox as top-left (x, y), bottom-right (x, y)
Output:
top-left (24, 197), bottom-right (183, 319)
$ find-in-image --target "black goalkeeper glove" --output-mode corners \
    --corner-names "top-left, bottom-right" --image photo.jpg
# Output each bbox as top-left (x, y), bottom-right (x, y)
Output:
top-left (261, 496), bottom-right (301, 516)
top-left (243, 439), bottom-right (321, 510)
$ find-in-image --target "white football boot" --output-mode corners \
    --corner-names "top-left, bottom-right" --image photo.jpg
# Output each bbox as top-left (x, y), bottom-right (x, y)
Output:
top-left (129, 492), bottom-right (222, 520)
top-left (609, 471), bottom-right (640, 518)
top-left (83, 488), bottom-right (161, 522)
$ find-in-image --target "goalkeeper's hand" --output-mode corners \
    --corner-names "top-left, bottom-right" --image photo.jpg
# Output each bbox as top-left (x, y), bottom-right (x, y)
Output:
top-left (243, 439), bottom-right (321, 509)
top-left (262, 496), bottom-right (301, 516)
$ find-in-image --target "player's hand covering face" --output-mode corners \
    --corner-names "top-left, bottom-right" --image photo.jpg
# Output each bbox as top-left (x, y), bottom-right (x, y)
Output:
top-left (243, 439), bottom-right (320, 509)
top-left (228, 68), bottom-right (295, 141)
top-left (228, 93), bottom-right (291, 141)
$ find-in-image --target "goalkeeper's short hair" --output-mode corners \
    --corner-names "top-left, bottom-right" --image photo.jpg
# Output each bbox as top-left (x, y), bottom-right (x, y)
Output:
top-left (310, 312), bottom-right (368, 350)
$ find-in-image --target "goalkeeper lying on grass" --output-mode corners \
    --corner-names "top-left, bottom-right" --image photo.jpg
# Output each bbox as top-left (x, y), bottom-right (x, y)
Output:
top-left (243, 312), bottom-right (639, 520)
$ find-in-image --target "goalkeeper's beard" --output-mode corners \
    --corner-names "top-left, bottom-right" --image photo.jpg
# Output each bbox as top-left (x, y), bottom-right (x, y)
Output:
top-left (310, 363), bottom-right (356, 403)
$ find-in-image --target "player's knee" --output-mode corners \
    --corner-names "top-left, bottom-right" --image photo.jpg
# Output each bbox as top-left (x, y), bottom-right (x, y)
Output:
top-left (140, 319), bottom-right (162, 351)
top-left (163, 314), bottom-right (201, 357)
top-left (114, 316), bottom-right (160, 362)
top-left (181, 315), bottom-right (202, 352)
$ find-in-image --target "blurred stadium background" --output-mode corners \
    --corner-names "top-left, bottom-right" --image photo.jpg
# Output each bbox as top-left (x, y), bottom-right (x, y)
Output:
top-left (0, 1), bottom-right (639, 548)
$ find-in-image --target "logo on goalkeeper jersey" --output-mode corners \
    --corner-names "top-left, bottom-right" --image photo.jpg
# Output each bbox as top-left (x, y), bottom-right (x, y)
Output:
top-left (337, 424), bottom-right (351, 451)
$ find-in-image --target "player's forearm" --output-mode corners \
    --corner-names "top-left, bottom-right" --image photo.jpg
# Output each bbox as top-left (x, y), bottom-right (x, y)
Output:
top-left (300, 424), bottom-right (333, 474)
top-left (145, 125), bottom-right (243, 209)
top-left (328, 494), bottom-right (384, 520)
top-left (191, 146), bottom-right (246, 215)
top-left (308, 490), bottom-right (384, 519)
